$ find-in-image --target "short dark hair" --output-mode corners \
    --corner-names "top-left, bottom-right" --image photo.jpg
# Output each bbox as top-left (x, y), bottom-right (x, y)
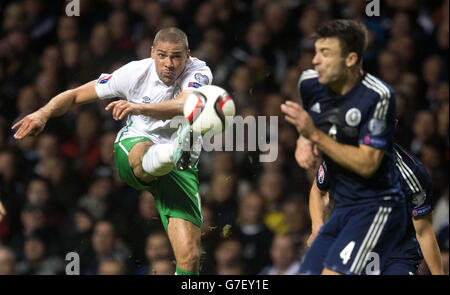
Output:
top-left (313, 19), bottom-right (367, 65)
top-left (153, 27), bottom-right (189, 51)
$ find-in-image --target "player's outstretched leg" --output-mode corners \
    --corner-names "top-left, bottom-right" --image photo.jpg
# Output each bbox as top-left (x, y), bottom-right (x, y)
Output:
top-left (167, 217), bottom-right (201, 275)
top-left (129, 123), bottom-right (193, 181)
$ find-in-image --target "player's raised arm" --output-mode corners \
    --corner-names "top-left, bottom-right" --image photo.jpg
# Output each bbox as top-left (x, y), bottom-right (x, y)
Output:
top-left (105, 89), bottom-right (194, 121)
top-left (12, 80), bottom-right (99, 139)
top-left (281, 100), bottom-right (384, 178)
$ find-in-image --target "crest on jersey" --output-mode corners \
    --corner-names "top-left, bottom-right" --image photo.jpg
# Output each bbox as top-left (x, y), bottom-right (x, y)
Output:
top-left (368, 118), bottom-right (386, 136)
top-left (345, 108), bottom-right (361, 127)
top-left (194, 73), bottom-right (209, 85)
top-left (318, 165), bottom-right (325, 184)
top-left (411, 191), bottom-right (426, 208)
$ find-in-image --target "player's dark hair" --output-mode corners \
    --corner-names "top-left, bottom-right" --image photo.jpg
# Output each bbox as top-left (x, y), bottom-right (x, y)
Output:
top-left (153, 27), bottom-right (189, 51)
top-left (313, 19), bottom-right (367, 65)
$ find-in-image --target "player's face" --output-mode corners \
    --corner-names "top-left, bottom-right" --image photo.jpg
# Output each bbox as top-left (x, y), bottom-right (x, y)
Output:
top-left (312, 38), bottom-right (347, 85)
top-left (152, 41), bottom-right (190, 86)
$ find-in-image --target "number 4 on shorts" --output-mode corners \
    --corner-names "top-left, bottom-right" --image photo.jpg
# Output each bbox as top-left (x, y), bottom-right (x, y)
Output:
top-left (340, 241), bottom-right (355, 265)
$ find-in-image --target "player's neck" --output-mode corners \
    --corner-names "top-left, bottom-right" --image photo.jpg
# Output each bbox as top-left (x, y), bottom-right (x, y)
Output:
top-left (328, 68), bottom-right (363, 96)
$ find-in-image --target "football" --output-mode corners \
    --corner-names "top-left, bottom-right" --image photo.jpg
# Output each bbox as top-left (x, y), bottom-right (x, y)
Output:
top-left (183, 85), bottom-right (236, 135)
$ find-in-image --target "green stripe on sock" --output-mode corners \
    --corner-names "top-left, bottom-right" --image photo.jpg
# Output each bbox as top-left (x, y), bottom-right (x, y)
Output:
top-left (176, 266), bottom-right (199, 275)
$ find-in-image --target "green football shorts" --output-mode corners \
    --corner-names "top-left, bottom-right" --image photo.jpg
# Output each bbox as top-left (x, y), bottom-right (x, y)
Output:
top-left (113, 136), bottom-right (202, 231)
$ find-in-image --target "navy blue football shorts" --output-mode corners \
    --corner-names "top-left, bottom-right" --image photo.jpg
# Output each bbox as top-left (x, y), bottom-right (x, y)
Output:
top-left (300, 202), bottom-right (407, 275)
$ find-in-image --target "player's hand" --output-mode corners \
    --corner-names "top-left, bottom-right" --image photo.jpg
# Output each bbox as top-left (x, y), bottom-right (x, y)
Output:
top-left (281, 101), bottom-right (317, 139)
top-left (11, 110), bottom-right (48, 140)
top-left (105, 100), bottom-right (142, 120)
top-left (295, 136), bottom-right (320, 169)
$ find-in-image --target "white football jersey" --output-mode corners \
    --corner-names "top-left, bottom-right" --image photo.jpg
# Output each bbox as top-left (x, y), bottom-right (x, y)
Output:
top-left (94, 57), bottom-right (212, 161)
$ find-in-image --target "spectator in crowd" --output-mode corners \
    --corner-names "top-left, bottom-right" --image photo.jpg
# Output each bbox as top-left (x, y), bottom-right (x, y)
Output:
top-left (135, 231), bottom-right (174, 275)
top-left (8, 203), bottom-right (60, 261)
top-left (61, 107), bottom-right (101, 182)
top-left (83, 220), bottom-right (131, 275)
top-left (0, 246), bottom-right (16, 275)
top-left (15, 229), bottom-right (65, 275)
top-left (281, 197), bottom-right (310, 258)
top-left (149, 258), bottom-right (176, 275)
top-left (257, 170), bottom-right (288, 235)
top-left (259, 234), bottom-right (301, 275)
top-left (97, 258), bottom-right (126, 275)
top-left (234, 191), bottom-right (273, 274)
top-left (213, 237), bottom-right (245, 275)
top-left (205, 172), bottom-right (239, 230)
top-left (125, 191), bottom-right (164, 269)
top-left (410, 110), bottom-right (437, 156)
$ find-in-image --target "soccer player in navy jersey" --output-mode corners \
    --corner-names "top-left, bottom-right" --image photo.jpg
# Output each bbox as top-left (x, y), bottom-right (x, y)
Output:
top-left (308, 144), bottom-right (444, 275)
top-left (281, 19), bottom-right (407, 275)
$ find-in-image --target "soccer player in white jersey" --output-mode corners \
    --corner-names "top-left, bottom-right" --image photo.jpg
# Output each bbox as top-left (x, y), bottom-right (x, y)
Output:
top-left (12, 27), bottom-right (212, 275)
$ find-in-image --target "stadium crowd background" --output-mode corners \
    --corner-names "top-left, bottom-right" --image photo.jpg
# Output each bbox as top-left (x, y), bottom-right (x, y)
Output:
top-left (0, 0), bottom-right (448, 275)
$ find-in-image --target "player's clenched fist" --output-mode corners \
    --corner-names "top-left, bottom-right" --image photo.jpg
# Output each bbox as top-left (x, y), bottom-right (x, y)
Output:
top-left (295, 136), bottom-right (320, 169)
top-left (105, 100), bottom-right (142, 121)
top-left (11, 110), bottom-right (48, 140)
top-left (281, 100), bottom-right (317, 139)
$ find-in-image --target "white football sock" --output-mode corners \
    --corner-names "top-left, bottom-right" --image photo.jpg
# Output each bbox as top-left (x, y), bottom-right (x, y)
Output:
top-left (142, 144), bottom-right (174, 176)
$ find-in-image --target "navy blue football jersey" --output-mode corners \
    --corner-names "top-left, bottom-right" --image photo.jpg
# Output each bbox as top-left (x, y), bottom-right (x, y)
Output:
top-left (388, 144), bottom-right (433, 262)
top-left (316, 144), bottom-right (433, 263)
top-left (299, 69), bottom-right (403, 207)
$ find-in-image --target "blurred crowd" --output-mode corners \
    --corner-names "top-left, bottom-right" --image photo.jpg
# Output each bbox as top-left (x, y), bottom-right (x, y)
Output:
top-left (0, 0), bottom-right (448, 275)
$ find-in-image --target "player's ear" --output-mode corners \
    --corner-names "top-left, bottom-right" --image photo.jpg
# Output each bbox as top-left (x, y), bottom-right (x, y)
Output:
top-left (346, 52), bottom-right (358, 68)
top-left (151, 46), bottom-right (155, 59)
top-left (186, 49), bottom-right (191, 59)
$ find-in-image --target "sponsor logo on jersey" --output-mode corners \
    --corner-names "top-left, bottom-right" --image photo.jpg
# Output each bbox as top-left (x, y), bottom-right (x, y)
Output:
top-left (345, 108), bottom-right (362, 127)
top-left (98, 74), bottom-right (112, 84)
top-left (194, 73), bottom-right (209, 85)
top-left (318, 165), bottom-right (325, 184)
top-left (188, 82), bottom-right (202, 88)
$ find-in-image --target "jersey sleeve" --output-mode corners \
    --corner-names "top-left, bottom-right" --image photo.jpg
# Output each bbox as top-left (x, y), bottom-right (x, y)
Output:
top-left (358, 85), bottom-right (396, 150)
top-left (297, 69), bottom-right (318, 109)
top-left (180, 66), bottom-right (213, 90)
top-left (408, 164), bottom-right (434, 218)
top-left (316, 160), bottom-right (331, 191)
top-left (94, 61), bottom-right (138, 99)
